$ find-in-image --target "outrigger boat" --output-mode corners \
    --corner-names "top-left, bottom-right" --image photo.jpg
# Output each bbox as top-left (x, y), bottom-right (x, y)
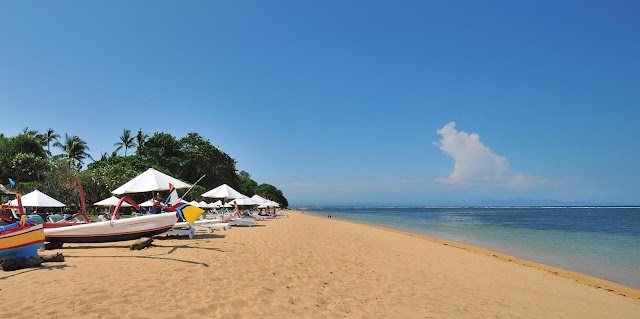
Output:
top-left (44, 196), bottom-right (203, 244)
top-left (1, 190), bottom-right (45, 260)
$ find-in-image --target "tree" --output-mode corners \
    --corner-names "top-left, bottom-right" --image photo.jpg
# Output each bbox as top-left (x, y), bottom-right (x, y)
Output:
top-left (137, 132), bottom-right (183, 175)
top-left (53, 134), bottom-right (92, 169)
top-left (9, 153), bottom-right (50, 182)
top-left (87, 155), bottom-right (159, 204)
top-left (114, 129), bottom-right (136, 156)
top-left (22, 127), bottom-right (41, 139)
top-left (0, 134), bottom-right (47, 182)
top-left (177, 132), bottom-right (238, 189)
top-left (135, 129), bottom-right (149, 153)
top-left (237, 171), bottom-right (258, 196)
top-left (41, 128), bottom-right (60, 157)
top-left (256, 183), bottom-right (288, 208)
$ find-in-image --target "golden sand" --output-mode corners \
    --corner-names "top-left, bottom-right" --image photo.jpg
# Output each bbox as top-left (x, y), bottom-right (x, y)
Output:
top-left (1, 211), bottom-right (639, 318)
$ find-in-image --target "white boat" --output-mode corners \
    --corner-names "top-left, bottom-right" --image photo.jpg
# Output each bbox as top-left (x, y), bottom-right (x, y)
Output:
top-left (44, 212), bottom-right (177, 243)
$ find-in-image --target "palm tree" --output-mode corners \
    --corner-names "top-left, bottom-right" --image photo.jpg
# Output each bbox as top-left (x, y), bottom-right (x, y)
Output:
top-left (41, 128), bottom-right (60, 157)
top-left (53, 133), bottom-right (92, 168)
top-left (22, 127), bottom-right (42, 139)
top-left (113, 145), bottom-right (123, 156)
top-left (114, 129), bottom-right (136, 156)
top-left (136, 128), bottom-right (149, 152)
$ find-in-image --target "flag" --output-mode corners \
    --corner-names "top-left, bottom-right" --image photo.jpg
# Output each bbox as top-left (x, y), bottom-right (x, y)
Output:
top-left (8, 178), bottom-right (15, 188)
top-left (174, 202), bottom-right (204, 224)
top-left (163, 183), bottom-right (176, 206)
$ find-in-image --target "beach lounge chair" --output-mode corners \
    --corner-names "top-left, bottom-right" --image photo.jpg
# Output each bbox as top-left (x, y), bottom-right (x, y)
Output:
top-left (158, 226), bottom-right (195, 239)
top-left (47, 214), bottom-right (66, 223)
top-left (228, 217), bottom-right (255, 227)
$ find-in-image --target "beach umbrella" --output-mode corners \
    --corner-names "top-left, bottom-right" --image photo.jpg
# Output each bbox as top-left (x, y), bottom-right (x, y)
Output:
top-left (139, 199), bottom-right (154, 207)
top-left (111, 168), bottom-right (191, 194)
top-left (209, 200), bottom-right (222, 208)
top-left (10, 190), bottom-right (66, 207)
top-left (94, 196), bottom-right (131, 207)
top-left (201, 184), bottom-right (244, 200)
top-left (198, 200), bottom-right (208, 208)
top-left (250, 194), bottom-right (269, 204)
top-left (231, 196), bottom-right (257, 206)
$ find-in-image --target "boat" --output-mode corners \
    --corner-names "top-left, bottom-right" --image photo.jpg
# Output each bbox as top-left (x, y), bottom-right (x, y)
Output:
top-left (0, 192), bottom-right (45, 259)
top-left (43, 196), bottom-right (179, 243)
top-left (0, 218), bottom-right (45, 259)
top-left (44, 195), bottom-right (205, 243)
top-left (44, 212), bottom-right (178, 243)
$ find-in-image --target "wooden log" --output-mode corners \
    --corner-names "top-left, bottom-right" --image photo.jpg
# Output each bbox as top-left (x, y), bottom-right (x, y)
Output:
top-left (130, 237), bottom-right (153, 250)
top-left (1, 253), bottom-right (65, 271)
top-left (44, 242), bottom-right (64, 250)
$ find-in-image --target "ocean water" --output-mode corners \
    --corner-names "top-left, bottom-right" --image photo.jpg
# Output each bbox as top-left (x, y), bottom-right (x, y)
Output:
top-left (301, 206), bottom-right (640, 289)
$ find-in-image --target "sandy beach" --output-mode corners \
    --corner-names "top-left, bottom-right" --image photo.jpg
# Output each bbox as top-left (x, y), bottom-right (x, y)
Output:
top-left (1, 210), bottom-right (639, 318)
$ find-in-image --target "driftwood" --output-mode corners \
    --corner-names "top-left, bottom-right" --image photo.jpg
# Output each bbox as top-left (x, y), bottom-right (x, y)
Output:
top-left (44, 242), bottom-right (64, 250)
top-left (130, 237), bottom-right (153, 250)
top-left (1, 253), bottom-right (65, 271)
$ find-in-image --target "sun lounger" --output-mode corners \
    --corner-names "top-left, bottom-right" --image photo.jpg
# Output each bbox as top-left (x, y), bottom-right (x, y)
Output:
top-left (211, 222), bottom-right (229, 230)
top-left (228, 218), bottom-right (254, 227)
top-left (158, 226), bottom-right (195, 239)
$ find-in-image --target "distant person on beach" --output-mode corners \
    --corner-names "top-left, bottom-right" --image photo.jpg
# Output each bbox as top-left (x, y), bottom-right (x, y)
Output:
top-left (233, 203), bottom-right (240, 219)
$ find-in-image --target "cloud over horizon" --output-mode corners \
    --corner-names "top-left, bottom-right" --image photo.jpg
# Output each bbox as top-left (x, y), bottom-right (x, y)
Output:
top-left (434, 122), bottom-right (537, 187)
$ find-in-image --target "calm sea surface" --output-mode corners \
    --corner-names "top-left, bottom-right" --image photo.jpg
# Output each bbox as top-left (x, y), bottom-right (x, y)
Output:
top-left (301, 206), bottom-right (640, 289)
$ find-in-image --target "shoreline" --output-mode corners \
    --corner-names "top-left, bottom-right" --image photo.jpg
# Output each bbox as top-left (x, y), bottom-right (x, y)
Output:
top-left (300, 210), bottom-right (640, 300)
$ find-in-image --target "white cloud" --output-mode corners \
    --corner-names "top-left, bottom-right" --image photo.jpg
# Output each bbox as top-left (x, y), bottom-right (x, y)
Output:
top-left (434, 122), bottom-right (538, 187)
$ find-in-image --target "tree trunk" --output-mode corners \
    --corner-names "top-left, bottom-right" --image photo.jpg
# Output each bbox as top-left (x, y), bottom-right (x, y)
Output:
top-left (130, 237), bottom-right (153, 250)
top-left (1, 253), bottom-right (65, 271)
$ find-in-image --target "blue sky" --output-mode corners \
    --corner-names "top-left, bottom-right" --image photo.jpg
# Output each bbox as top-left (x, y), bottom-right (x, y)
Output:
top-left (1, 1), bottom-right (639, 206)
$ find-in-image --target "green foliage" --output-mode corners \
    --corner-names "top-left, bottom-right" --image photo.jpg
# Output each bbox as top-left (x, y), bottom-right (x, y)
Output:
top-left (0, 134), bottom-right (47, 182)
top-left (53, 133), bottom-right (92, 169)
top-left (135, 129), bottom-right (149, 153)
top-left (237, 170), bottom-right (258, 196)
top-left (87, 155), bottom-right (159, 201)
top-left (137, 132), bottom-right (183, 174)
top-left (256, 183), bottom-right (289, 208)
top-left (0, 129), bottom-right (289, 210)
top-left (182, 185), bottom-right (206, 202)
top-left (42, 128), bottom-right (60, 157)
top-left (37, 159), bottom-right (84, 212)
top-left (10, 153), bottom-right (50, 182)
top-left (114, 129), bottom-right (137, 156)
top-left (177, 133), bottom-right (239, 190)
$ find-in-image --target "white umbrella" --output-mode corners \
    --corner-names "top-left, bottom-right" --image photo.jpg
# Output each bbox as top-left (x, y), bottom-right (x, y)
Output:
top-left (250, 194), bottom-right (269, 204)
top-left (201, 184), bottom-right (244, 200)
top-left (94, 196), bottom-right (131, 207)
top-left (139, 199), bottom-right (154, 207)
top-left (111, 168), bottom-right (191, 194)
top-left (190, 200), bottom-right (201, 207)
top-left (261, 200), bottom-right (279, 207)
top-left (232, 196), bottom-right (257, 206)
top-left (10, 190), bottom-right (66, 207)
top-left (198, 201), bottom-right (208, 208)
top-left (209, 200), bottom-right (222, 208)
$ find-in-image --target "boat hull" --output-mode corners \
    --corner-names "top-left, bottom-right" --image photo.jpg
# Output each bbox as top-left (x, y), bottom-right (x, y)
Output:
top-left (44, 213), bottom-right (177, 243)
top-left (0, 224), bottom-right (45, 259)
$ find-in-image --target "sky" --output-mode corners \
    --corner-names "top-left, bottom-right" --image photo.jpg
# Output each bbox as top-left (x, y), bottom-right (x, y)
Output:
top-left (1, 1), bottom-right (639, 206)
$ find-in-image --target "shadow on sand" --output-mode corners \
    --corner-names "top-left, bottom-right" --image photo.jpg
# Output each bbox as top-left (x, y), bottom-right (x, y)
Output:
top-left (0, 263), bottom-right (71, 281)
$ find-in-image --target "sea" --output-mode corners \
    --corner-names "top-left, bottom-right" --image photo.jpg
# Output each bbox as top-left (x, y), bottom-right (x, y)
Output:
top-left (300, 206), bottom-right (640, 289)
